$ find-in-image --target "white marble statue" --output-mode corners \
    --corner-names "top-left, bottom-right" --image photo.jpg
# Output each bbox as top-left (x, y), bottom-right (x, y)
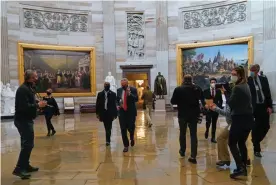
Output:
top-left (1, 83), bottom-right (16, 115)
top-left (105, 72), bottom-right (117, 93)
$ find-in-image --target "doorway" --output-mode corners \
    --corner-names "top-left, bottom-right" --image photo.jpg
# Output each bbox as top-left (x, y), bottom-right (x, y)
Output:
top-left (120, 65), bottom-right (153, 109)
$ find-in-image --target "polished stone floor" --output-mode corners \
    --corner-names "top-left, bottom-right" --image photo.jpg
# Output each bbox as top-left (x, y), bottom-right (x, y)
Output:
top-left (1, 111), bottom-right (276, 185)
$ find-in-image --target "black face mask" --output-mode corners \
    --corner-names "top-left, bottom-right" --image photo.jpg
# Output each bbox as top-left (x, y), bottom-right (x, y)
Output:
top-left (47, 92), bottom-right (51, 95)
top-left (104, 85), bottom-right (110, 91)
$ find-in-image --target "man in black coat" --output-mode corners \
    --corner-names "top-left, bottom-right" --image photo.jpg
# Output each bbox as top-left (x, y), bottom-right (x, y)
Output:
top-left (96, 82), bottom-right (118, 146)
top-left (116, 78), bottom-right (138, 153)
top-left (248, 65), bottom-right (273, 157)
top-left (13, 70), bottom-right (47, 179)
top-left (202, 78), bottom-right (223, 143)
top-left (171, 75), bottom-right (201, 164)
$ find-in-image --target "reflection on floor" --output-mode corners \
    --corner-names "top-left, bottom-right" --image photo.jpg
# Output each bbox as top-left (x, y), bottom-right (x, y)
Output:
top-left (1, 112), bottom-right (276, 185)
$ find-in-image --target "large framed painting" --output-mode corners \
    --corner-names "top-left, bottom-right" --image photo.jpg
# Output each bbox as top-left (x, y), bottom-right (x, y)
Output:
top-left (18, 43), bottom-right (96, 97)
top-left (176, 37), bottom-right (253, 90)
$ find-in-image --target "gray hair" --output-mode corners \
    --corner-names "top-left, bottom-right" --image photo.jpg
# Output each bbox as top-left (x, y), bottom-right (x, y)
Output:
top-left (24, 69), bottom-right (35, 81)
top-left (121, 78), bottom-right (128, 82)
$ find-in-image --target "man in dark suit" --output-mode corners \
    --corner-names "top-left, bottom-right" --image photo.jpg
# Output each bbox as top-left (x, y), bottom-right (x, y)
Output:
top-left (171, 75), bottom-right (201, 164)
top-left (202, 78), bottom-right (223, 143)
top-left (248, 65), bottom-right (273, 157)
top-left (117, 78), bottom-right (138, 152)
top-left (96, 82), bottom-right (117, 146)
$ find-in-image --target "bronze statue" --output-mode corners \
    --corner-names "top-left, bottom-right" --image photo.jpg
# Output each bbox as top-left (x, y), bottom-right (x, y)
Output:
top-left (154, 72), bottom-right (167, 99)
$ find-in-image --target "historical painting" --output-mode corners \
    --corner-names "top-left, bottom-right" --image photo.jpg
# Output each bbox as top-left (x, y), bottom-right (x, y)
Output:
top-left (18, 43), bottom-right (96, 97)
top-left (176, 37), bottom-right (253, 90)
top-left (127, 13), bottom-right (145, 60)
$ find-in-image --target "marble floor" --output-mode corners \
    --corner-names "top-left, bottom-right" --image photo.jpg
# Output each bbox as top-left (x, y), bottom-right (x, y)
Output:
top-left (1, 111), bottom-right (276, 185)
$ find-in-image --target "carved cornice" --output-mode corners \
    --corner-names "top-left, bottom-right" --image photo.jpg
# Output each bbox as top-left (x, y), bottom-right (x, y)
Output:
top-left (180, 1), bottom-right (247, 30)
top-left (23, 8), bottom-right (88, 32)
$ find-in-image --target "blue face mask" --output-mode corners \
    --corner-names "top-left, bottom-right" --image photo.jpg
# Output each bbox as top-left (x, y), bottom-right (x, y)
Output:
top-left (250, 71), bottom-right (255, 77)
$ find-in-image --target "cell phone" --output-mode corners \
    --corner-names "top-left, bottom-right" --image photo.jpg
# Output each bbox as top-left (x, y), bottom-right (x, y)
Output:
top-left (215, 83), bottom-right (224, 89)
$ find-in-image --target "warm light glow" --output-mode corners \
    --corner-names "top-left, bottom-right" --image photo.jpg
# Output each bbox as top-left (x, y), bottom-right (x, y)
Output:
top-left (136, 80), bottom-right (144, 85)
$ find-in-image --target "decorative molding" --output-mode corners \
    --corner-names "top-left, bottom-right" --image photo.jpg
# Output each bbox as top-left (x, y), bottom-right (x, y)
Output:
top-left (23, 8), bottom-right (88, 32)
top-left (127, 13), bottom-right (145, 60)
top-left (180, 1), bottom-right (247, 30)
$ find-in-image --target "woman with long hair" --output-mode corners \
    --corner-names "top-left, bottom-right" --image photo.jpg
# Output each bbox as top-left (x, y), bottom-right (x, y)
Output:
top-left (227, 66), bottom-right (253, 178)
top-left (43, 89), bottom-right (60, 136)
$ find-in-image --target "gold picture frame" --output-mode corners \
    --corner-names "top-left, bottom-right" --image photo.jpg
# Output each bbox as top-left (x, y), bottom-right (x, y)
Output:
top-left (18, 42), bottom-right (96, 97)
top-left (176, 36), bottom-right (253, 86)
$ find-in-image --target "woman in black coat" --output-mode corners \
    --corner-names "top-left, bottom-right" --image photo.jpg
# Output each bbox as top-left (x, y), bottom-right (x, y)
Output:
top-left (43, 89), bottom-right (60, 136)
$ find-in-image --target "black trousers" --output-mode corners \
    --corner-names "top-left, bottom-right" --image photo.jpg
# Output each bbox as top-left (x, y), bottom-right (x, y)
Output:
top-left (118, 109), bottom-right (136, 147)
top-left (206, 111), bottom-right (219, 138)
top-left (228, 115), bottom-right (253, 168)
top-left (102, 110), bottom-right (113, 143)
top-left (252, 104), bottom-right (270, 152)
top-left (44, 113), bottom-right (55, 132)
top-left (14, 120), bottom-right (34, 170)
top-left (179, 118), bottom-right (198, 158)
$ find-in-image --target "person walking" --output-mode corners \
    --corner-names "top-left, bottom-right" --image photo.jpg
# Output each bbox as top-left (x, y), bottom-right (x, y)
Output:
top-left (141, 86), bottom-right (155, 127)
top-left (43, 88), bottom-right (60, 136)
top-left (116, 78), bottom-right (138, 153)
top-left (228, 66), bottom-right (254, 178)
top-left (171, 75), bottom-right (201, 164)
top-left (202, 78), bottom-right (223, 143)
top-left (96, 82), bottom-right (117, 146)
top-left (13, 70), bottom-right (47, 179)
top-left (248, 65), bottom-right (273, 158)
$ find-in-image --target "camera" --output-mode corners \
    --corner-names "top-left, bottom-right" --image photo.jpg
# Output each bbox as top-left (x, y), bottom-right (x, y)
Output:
top-left (215, 83), bottom-right (225, 89)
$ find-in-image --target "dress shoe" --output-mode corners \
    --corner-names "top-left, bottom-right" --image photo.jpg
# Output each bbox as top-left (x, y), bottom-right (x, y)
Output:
top-left (179, 150), bottom-right (185, 157)
top-left (188, 157), bottom-right (197, 164)
top-left (106, 142), bottom-right (110, 146)
top-left (131, 140), bottom-right (135, 147)
top-left (47, 132), bottom-right (50, 137)
top-left (205, 131), bottom-right (209, 139)
top-left (230, 167), bottom-right (247, 179)
top-left (27, 165), bottom-right (39, 173)
top-left (254, 152), bottom-right (262, 158)
top-left (216, 161), bottom-right (230, 166)
top-left (51, 130), bottom-right (56, 136)
top-left (12, 169), bottom-right (31, 179)
top-left (211, 138), bottom-right (217, 143)
top-left (123, 147), bottom-right (128, 153)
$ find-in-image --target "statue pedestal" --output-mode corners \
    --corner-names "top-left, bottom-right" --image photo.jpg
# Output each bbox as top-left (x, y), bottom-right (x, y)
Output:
top-left (155, 99), bottom-right (166, 112)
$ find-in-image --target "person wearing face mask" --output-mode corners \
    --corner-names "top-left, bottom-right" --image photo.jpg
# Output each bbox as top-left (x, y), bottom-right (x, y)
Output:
top-left (13, 70), bottom-right (47, 179)
top-left (116, 78), bottom-right (138, 152)
top-left (42, 88), bottom-right (60, 137)
top-left (96, 82), bottom-right (117, 146)
top-left (248, 65), bottom-right (273, 158)
top-left (202, 78), bottom-right (223, 143)
top-left (228, 66), bottom-right (253, 178)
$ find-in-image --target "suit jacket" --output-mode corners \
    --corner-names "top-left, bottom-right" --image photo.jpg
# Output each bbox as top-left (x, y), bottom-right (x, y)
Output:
top-left (248, 76), bottom-right (272, 111)
top-left (171, 84), bottom-right (201, 122)
top-left (96, 90), bottom-right (117, 121)
top-left (116, 86), bottom-right (138, 117)
top-left (202, 88), bottom-right (223, 108)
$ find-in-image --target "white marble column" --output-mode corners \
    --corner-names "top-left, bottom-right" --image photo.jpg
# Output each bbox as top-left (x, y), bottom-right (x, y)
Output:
top-left (156, 1), bottom-right (169, 101)
top-left (1, 1), bottom-right (10, 84)
top-left (103, 1), bottom-right (116, 80)
top-left (263, 0), bottom-right (276, 105)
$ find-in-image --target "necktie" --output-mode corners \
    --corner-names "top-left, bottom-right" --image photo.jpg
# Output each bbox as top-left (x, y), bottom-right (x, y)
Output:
top-left (254, 78), bottom-right (263, 103)
top-left (104, 91), bottom-right (108, 110)
top-left (123, 90), bottom-right (127, 111)
top-left (211, 88), bottom-right (215, 98)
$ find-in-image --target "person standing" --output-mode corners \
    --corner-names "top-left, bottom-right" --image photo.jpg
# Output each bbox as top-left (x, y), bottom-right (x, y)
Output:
top-left (228, 66), bottom-right (254, 178)
top-left (43, 88), bottom-right (60, 137)
top-left (117, 78), bottom-right (138, 152)
top-left (171, 75), bottom-right (201, 164)
top-left (248, 65), bottom-right (273, 158)
top-left (202, 78), bottom-right (223, 143)
top-left (96, 82), bottom-right (117, 146)
top-left (141, 86), bottom-right (155, 127)
top-left (13, 70), bottom-right (47, 179)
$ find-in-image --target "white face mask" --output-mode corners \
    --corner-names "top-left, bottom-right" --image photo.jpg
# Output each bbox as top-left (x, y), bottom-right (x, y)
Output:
top-left (210, 83), bottom-right (216, 88)
top-left (230, 76), bottom-right (238, 83)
